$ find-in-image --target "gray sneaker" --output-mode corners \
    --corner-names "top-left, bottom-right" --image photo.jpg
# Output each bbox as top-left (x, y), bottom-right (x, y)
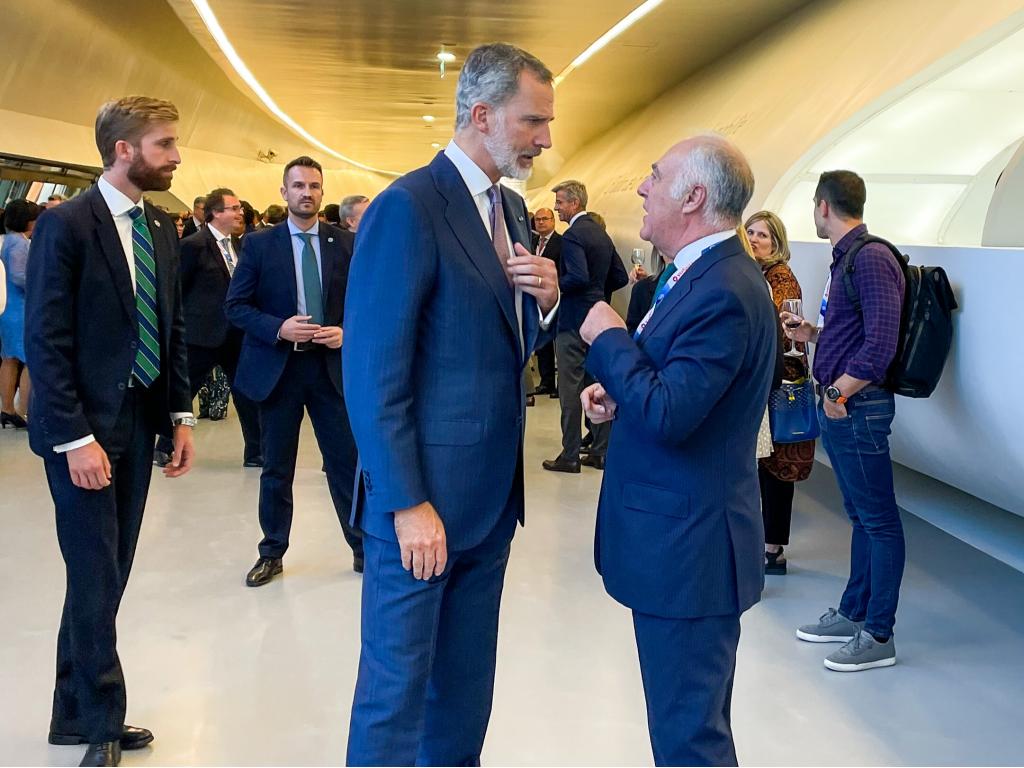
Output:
top-left (796, 608), bottom-right (862, 643)
top-left (824, 630), bottom-right (896, 672)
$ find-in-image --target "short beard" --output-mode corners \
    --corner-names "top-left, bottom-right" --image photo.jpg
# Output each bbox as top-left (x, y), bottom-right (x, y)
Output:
top-left (126, 153), bottom-right (173, 192)
top-left (484, 119), bottom-right (532, 181)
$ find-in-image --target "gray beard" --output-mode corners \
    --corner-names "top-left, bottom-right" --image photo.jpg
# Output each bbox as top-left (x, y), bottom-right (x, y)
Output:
top-left (484, 132), bottom-right (531, 181)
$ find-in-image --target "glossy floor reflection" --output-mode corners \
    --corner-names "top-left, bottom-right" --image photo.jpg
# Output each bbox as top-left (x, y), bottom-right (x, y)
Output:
top-left (2, 397), bottom-right (1023, 766)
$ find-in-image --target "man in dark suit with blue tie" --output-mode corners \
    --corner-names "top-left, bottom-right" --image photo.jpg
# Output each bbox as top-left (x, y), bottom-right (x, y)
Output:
top-left (26, 96), bottom-right (196, 767)
top-left (579, 135), bottom-right (777, 767)
top-left (529, 207), bottom-right (561, 395)
top-left (225, 156), bottom-right (363, 586)
top-left (343, 43), bottom-right (559, 766)
top-left (543, 180), bottom-right (628, 473)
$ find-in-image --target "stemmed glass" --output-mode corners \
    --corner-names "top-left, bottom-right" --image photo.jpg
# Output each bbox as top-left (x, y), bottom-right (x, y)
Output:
top-left (781, 299), bottom-right (804, 357)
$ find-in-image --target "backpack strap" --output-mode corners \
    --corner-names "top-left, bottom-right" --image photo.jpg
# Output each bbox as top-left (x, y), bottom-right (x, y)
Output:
top-left (840, 233), bottom-right (905, 315)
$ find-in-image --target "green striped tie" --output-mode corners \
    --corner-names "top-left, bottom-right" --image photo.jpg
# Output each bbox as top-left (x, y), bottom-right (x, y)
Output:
top-left (129, 207), bottom-right (161, 387)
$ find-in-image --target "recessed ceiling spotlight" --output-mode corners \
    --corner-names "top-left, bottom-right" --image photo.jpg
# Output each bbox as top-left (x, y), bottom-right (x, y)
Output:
top-left (436, 46), bottom-right (456, 78)
top-left (422, 115), bottom-right (435, 123)
top-left (431, 142), bottom-right (441, 149)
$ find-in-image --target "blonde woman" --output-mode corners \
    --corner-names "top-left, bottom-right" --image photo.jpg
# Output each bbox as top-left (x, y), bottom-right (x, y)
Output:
top-left (745, 211), bottom-right (815, 575)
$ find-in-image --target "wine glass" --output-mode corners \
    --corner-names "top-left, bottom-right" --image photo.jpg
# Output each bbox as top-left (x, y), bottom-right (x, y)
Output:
top-left (630, 248), bottom-right (645, 268)
top-left (781, 299), bottom-right (804, 356)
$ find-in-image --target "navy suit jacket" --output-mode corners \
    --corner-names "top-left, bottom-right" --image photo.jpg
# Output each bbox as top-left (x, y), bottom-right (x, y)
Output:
top-left (343, 151), bottom-right (553, 551)
top-left (25, 186), bottom-right (191, 455)
top-left (558, 214), bottom-right (627, 333)
top-left (224, 221), bottom-right (353, 402)
top-left (585, 236), bottom-right (778, 618)
top-left (180, 227), bottom-right (241, 349)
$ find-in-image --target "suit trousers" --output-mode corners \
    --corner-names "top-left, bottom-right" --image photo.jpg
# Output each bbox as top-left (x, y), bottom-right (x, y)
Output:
top-left (257, 349), bottom-right (362, 560)
top-left (555, 329), bottom-right (609, 459)
top-left (346, 509), bottom-right (517, 766)
top-left (155, 340), bottom-right (262, 462)
top-left (632, 611), bottom-right (742, 767)
top-left (45, 387), bottom-right (155, 743)
top-left (535, 339), bottom-right (556, 390)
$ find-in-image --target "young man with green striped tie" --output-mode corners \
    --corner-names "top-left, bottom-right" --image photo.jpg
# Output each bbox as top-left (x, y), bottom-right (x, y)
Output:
top-left (26, 96), bottom-right (195, 767)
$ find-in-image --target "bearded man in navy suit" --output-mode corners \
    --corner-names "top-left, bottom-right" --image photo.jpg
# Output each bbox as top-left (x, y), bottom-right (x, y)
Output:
top-left (579, 135), bottom-right (777, 766)
top-left (343, 43), bottom-right (559, 766)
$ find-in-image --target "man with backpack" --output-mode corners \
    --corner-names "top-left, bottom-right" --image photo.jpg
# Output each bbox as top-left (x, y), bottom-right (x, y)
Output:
top-left (783, 170), bottom-right (907, 672)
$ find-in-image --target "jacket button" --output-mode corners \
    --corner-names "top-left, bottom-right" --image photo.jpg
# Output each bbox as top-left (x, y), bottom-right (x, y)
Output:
top-left (130, 341), bottom-right (138, 349)
top-left (118, 382), bottom-right (126, 390)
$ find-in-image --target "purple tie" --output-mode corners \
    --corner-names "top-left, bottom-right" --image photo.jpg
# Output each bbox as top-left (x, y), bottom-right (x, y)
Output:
top-left (488, 185), bottom-right (514, 289)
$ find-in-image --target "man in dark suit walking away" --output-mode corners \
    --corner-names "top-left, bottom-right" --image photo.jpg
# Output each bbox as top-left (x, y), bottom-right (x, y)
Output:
top-left (579, 135), bottom-right (777, 766)
top-left (343, 43), bottom-right (559, 766)
top-left (180, 195), bottom-right (204, 239)
top-left (225, 156), bottom-right (363, 586)
top-left (177, 187), bottom-right (261, 466)
top-left (530, 207), bottom-right (562, 396)
top-left (26, 96), bottom-right (196, 767)
top-left (543, 180), bottom-right (628, 474)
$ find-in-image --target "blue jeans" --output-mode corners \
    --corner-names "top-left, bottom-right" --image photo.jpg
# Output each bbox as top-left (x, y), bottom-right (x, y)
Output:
top-left (818, 390), bottom-right (905, 639)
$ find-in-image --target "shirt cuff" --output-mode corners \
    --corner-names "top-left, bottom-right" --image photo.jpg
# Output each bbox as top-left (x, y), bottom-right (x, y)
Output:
top-left (54, 435), bottom-right (96, 453)
top-left (538, 293), bottom-right (560, 330)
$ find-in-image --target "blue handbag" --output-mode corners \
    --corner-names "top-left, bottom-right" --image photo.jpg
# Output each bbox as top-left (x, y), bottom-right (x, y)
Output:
top-left (768, 379), bottom-right (820, 443)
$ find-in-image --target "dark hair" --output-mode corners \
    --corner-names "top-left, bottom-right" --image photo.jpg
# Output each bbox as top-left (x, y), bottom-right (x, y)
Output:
top-left (203, 188), bottom-right (236, 223)
top-left (241, 200), bottom-right (256, 228)
top-left (323, 203), bottom-right (341, 225)
top-left (193, 195), bottom-right (206, 207)
top-left (283, 155), bottom-right (323, 183)
top-left (815, 170), bottom-right (866, 220)
top-left (4, 199), bottom-right (40, 233)
top-left (264, 204), bottom-right (287, 224)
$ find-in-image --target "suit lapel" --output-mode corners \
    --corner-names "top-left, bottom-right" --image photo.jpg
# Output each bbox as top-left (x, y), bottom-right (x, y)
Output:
top-left (319, 227), bottom-right (337, 302)
top-left (639, 236), bottom-right (742, 342)
top-left (276, 223), bottom-right (300, 315)
top-left (501, 186), bottom-right (537, 362)
top-left (205, 228), bottom-right (231, 281)
top-left (145, 204), bottom-right (173, 347)
top-left (89, 189), bottom-right (136, 321)
top-left (432, 153), bottom-right (519, 342)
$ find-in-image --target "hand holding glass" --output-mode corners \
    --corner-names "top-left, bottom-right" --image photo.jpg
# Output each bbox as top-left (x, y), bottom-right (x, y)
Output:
top-left (631, 248), bottom-right (645, 267)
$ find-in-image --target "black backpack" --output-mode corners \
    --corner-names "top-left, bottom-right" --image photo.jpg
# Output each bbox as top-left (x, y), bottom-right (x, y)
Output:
top-left (841, 234), bottom-right (958, 398)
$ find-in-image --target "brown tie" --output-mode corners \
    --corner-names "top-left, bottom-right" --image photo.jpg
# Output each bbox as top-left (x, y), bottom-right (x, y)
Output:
top-left (488, 185), bottom-right (514, 289)
top-left (537, 235), bottom-right (547, 257)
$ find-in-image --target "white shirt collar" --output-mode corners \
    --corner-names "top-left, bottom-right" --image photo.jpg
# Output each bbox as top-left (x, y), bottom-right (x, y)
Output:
top-left (444, 139), bottom-right (495, 199)
top-left (569, 211), bottom-right (588, 227)
top-left (207, 223), bottom-right (229, 242)
top-left (97, 176), bottom-right (141, 218)
top-left (673, 230), bottom-right (735, 272)
top-left (287, 218), bottom-right (319, 238)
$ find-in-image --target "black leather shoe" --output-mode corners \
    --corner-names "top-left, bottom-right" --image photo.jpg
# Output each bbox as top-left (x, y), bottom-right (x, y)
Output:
top-left (765, 547), bottom-right (788, 575)
top-left (79, 741), bottom-right (121, 766)
top-left (542, 457), bottom-right (581, 474)
top-left (50, 725), bottom-right (152, 750)
top-left (353, 557), bottom-right (364, 574)
top-left (530, 384), bottom-right (555, 396)
top-left (0, 411), bottom-right (28, 429)
top-left (242, 456), bottom-right (263, 468)
top-left (526, 395), bottom-right (536, 407)
top-left (581, 454), bottom-right (606, 470)
top-left (246, 557), bottom-right (283, 587)
top-left (153, 450), bottom-right (171, 468)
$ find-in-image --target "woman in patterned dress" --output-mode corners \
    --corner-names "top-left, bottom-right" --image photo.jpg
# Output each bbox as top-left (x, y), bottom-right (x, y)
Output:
top-left (745, 211), bottom-right (815, 575)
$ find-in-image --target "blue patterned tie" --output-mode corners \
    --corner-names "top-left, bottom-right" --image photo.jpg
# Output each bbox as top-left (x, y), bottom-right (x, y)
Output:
top-left (129, 207), bottom-right (160, 386)
top-left (298, 233), bottom-right (324, 325)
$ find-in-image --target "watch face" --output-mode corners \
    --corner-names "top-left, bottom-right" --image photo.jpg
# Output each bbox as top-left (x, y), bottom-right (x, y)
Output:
top-left (825, 386), bottom-right (841, 402)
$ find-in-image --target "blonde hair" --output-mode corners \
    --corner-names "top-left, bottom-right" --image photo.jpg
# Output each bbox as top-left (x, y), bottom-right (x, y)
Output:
top-left (743, 210), bottom-right (791, 268)
top-left (95, 96), bottom-right (179, 169)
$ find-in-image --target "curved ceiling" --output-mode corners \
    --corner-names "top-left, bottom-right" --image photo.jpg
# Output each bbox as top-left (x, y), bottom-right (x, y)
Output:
top-left (167, 0), bottom-right (814, 182)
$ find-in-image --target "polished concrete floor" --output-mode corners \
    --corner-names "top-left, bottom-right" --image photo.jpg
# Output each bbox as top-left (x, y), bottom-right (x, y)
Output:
top-left (2, 396), bottom-right (1023, 766)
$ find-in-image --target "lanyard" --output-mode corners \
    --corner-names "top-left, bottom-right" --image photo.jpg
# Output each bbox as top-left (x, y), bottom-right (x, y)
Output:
top-left (633, 263), bottom-right (690, 340)
top-left (817, 273), bottom-right (832, 330)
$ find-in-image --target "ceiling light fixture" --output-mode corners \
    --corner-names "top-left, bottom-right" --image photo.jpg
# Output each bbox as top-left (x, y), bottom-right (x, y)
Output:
top-left (189, 0), bottom-right (400, 176)
top-left (553, 0), bottom-right (664, 87)
top-left (431, 142), bottom-right (441, 149)
top-left (422, 115), bottom-right (436, 123)
top-left (436, 46), bottom-right (456, 79)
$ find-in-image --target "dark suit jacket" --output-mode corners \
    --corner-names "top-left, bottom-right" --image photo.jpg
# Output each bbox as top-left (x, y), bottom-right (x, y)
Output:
top-left (25, 185), bottom-right (191, 455)
top-left (586, 236), bottom-right (778, 619)
top-left (530, 230), bottom-right (562, 274)
top-left (225, 221), bottom-right (353, 402)
top-left (558, 214), bottom-right (627, 333)
top-left (625, 273), bottom-right (659, 335)
top-left (180, 217), bottom-right (201, 239)
top-left (180, 227), bottom-right (241, 349)
top-left (343, 152), bottom-right (553, 551)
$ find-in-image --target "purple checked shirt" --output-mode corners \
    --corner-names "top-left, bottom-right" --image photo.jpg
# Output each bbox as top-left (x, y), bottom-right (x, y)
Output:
top-left (813, 224), bottom-right (904, 387)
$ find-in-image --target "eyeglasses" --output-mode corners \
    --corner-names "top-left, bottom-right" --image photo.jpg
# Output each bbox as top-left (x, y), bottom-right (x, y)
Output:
top-left (218, 204), bottom-right (243, 213)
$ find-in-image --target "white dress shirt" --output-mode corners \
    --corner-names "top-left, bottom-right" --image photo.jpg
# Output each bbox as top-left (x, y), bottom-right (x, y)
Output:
top-left (569, 210), bottom-right (589, 228)
top-left (206, 223), bottom-right (236, 273)
top-left (54, 177), bottom-right (192, 454)
top-left (443, 140), bottom-right (559, 350)
top-left (287, 218), bottom-right (323, 317)
top-left (672, 230), bottom-right (736, 274)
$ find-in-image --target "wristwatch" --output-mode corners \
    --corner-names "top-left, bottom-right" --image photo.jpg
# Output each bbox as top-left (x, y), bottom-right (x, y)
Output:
top-left (824, 385), bottom-right (847, 405)
top-left (172, 415), bottom-right (198, 428)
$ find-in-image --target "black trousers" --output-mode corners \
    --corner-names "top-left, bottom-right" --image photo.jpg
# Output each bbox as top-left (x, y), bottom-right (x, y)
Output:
top-left (45, 387), bottom-right (155, 743)
top-left (257, 350), bottom-right (362, 560)
top-left (758, 466), bottom-right (795, 545)
top-left (157, 339), bottom-right (262, 462)
top-left (535, 339), bottom-right (556, 390)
